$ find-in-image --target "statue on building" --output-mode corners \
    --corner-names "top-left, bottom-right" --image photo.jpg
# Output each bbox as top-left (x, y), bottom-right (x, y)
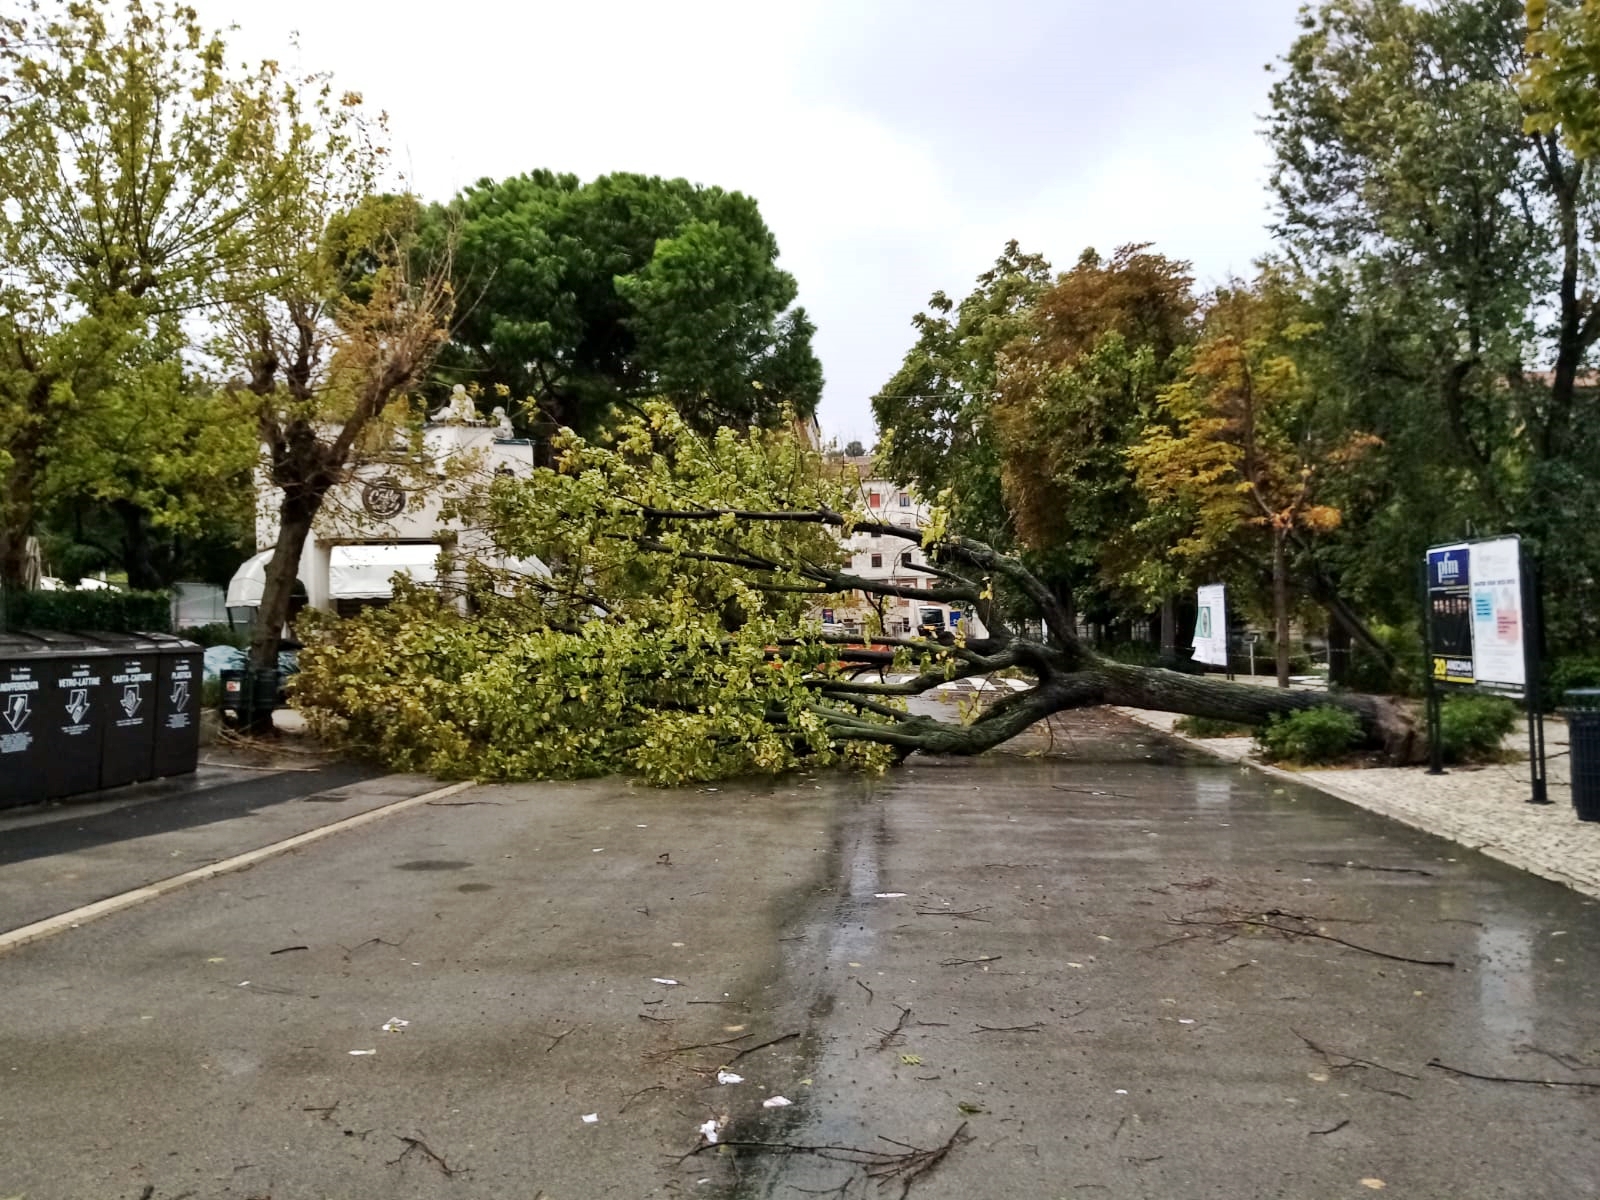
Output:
top-left (489, 405), bottom-right (516, 440)
top-left (428, 384), bottom-right (484, 425)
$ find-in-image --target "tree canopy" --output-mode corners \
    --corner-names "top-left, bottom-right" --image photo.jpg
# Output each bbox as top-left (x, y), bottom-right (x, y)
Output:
top-left (428, 171), bottom-right (823, 439)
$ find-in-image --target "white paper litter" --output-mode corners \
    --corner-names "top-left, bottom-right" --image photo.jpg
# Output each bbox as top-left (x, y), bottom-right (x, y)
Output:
top-left (651, 977), bottom-right (680, 986)
top-left (381, 1017), bottom-right (409, 1033)
top-left (762, 1096), bottom-right (793, 1108)
top-left (716, 1070), bottom-right (744, 1085)
top-left (1114, 1088), bottom-right (1128, 1095)
top-left (698, 1118), bottom-right (723, 1144)
top-left (581, 1113), bottom-right (599, 1124)
top-left (348, 1049), bottom-right (376, 1056)
top-left (873, 892), bottom-right (907, 899)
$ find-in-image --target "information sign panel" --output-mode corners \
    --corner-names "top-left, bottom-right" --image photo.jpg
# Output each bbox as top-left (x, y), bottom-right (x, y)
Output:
top-left (1192, 583), bottom-right (1228, 667)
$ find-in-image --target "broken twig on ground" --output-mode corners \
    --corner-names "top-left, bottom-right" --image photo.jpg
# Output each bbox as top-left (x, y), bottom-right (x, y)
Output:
top-left (1293, 1030), bottom-right (1419, 1080)
top-left (1427, 1059), bottom-right (1600, 1090)
top-left (388, 1134), bottom-right (466, 1177)
top-left (1171, 909), bottom-right (1454, 968)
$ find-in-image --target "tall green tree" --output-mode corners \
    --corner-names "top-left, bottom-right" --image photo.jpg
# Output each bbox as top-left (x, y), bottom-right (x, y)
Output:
top-left (992, 245), bottom-right (1198, 638)
top-left (1268, 0), bottom-right (1600, 652)
top-left (428, 171), bottom-right (822, 439)
top-left (0, 0), bottom-right (286, 588)
top-left (873, 241), bottom-right (1052, 551)
top-left (1130, 275), bottom-right (1381, 686)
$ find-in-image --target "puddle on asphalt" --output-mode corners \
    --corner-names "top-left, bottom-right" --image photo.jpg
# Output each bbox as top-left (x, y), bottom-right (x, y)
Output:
top-left (456, 882), bottom-right (494, 893)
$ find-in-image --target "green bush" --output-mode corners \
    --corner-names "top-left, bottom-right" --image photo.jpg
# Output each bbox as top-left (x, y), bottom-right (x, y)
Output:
top-left (1437, 694), bottom-right (1519, 764)
top-left (1549, 655), bottom-right (1600, 708)
top-left (1256, 705), bottom-right (1363, 765)
top-left (1174, 715), bottom-right (1255, 738)
top-left (2, 588), bottom-right (171, 633)
top-left (1342, 622), bottom-right (1424, 697)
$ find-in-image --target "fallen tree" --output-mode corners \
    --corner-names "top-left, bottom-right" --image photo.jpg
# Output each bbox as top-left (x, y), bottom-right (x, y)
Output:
top-left (293, 404), bottom-right (1416, 784)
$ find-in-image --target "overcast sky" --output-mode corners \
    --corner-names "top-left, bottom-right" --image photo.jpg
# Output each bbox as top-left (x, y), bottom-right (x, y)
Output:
top-left (196, 0), bottom-right (1307, 447)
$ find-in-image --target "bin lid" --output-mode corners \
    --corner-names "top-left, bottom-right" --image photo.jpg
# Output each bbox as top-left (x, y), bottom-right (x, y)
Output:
top-left (76, 629), bottom-right (164, 652)
top-left (0, 631), bottom-right (52, 658)
top-left (1564, 688), bottom-right (1600, 710)
top-left (135, 631), bottom-right (202, 652)
top-left (20, 629), bottom-right (111, 655)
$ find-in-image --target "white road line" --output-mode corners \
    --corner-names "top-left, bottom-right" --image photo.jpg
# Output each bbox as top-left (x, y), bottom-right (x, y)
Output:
top-left (0, 779), bottom-right (477, 956)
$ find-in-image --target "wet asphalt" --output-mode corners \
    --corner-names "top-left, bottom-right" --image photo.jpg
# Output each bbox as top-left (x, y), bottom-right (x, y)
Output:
top-left (0, 709), bottom-right (1596, 1199)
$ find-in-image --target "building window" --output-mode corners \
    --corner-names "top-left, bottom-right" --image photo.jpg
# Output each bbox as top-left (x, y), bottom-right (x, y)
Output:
top-left (870, 553), bottom-right (882, 569)
top-left (868, 491), bottom-right (881, 508)
top-left (900, 551), bottom-right (913, 567)
top-left (899, 494), bottom-right (911, 507)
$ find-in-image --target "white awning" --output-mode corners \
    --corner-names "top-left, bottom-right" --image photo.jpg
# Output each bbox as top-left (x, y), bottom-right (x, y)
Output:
top-left (329, 543), bottom-right (440, 600)
top-left (225, 549), bottom-right (274, 608)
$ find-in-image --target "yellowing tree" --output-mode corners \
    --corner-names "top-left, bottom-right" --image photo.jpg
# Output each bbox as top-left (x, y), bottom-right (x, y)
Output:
top-left (1130, 277), bottom-right (1377, 687)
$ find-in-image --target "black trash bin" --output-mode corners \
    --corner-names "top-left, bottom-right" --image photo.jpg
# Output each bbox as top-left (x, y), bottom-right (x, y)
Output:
top-left (0, 631), bottom-right (52, 808)
top-left (25, 629), bottom-right (112, 799)
top-left (220, 666), bottom-right (280, 730)
top-left (1564, 689), bottom-right (1600, 822)
top-left (84, 630), bottom-right (162, 789)
top-left (144, 632), bottom-right (202, 778)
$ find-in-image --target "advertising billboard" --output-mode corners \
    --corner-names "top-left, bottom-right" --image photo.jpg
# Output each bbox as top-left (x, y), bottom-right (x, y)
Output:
top-left (1192, 583), bottom-right (1229, 667)
top-left (1425, 537), bottom-right (1526, 696)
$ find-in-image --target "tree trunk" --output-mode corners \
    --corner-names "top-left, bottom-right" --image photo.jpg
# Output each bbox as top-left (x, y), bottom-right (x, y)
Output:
top-left (1159, 593), bottom-right (1177, 661)
top-left (114, 499), bottom-right (163, 591)
top-left (1272, 526), bottom-right (1290, 689)
top-left (247, 486), bottom-right (323, 732)
top-left (1327, 621), bottom-right (1351, 689)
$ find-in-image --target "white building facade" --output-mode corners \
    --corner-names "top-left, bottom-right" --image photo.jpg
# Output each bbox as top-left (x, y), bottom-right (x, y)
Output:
top-left (226, 403), bottom-right (542, 621)
top-left (830, 456), bottom-right (987, 639)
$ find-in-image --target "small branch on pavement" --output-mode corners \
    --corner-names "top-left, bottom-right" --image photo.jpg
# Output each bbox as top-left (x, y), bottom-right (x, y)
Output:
top-left (1303, 860), bottom-right (1434, 877)
top-left (915, 907), bottom-right (992, 922)
top-left (270, 944), bottom-right (309, 955)
top-left (387, 1134), bottom-right (467, 1177)
top-left (1426, 1059), bottom-right (1600, 1090)
top-left (973, 1023), bottom-right (1044, 1034)
top-left (1309, 1119), bottom-right (1350, 1136)
top-left (1293, 1030), bottom-right (1419, 1080)
top-left (940, 955), bottom-right (1001, 967)
top-left (541, 1026), bottom-right (581, 1053)
top-left (1171, 909), bottom-right (1454, 968)
top-left (728, 1032), bottom-right (801, 1062)
top-left (875, 1006), bottom-right (913, 1051)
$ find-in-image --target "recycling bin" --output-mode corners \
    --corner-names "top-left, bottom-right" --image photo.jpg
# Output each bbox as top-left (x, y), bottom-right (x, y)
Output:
top-left (144, 632), bottom-right (203, 778)
top-left (83, 630), bottom-right (162, 789)
top-left (25, 629), bottom-right (111, 799)
top-left (1564, 689), bottom-right (1600, 822)
top-left (0, 631), bottom-right (52, 808)
top-left (221, 666), bottom-right (280, 730)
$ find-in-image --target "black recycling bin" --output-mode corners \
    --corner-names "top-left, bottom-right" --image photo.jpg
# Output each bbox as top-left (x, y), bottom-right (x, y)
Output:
top-left (0, 631), bottom-right (52, 808)
top-left (221, 666), bottom-right (280, 730)
top-left (25, 629), bottom-right (111, 799)
top-left (1563, 689), bottom-right (1600, 822)
top-left (144, 632), bottom-right (202, 778)
top-left (83, 630), bottom-right (162, 789)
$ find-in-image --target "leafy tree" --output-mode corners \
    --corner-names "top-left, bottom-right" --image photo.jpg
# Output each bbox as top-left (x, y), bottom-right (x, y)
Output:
top-left (991, 245), bottom-right (1198, 641)
top-left (843, 439), bottom-right (866, 458)
top-left (1268, 0), bottom-right (1600, 653)
top-left (293, 404), bottom-right (1418, 786)
top-left (427, 172), bottom-right (821, 439)
top-left (217, 87), bottom-right (455, 681)
top-left (1523, 0), bottom-right (1600, 156)
top-left (873, 241), bottom-right (1051, 551)
top-left (0, 0), bottom-right (288, 589)
top-left (1130, 276), bottom-right (1380, 686)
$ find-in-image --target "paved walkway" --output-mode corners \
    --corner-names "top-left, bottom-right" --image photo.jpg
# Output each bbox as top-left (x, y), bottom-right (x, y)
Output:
top-left (1117, 706), bottom-right (1600, 899)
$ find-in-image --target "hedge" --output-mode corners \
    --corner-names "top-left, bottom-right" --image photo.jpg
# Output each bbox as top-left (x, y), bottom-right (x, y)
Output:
top-left (1, 588), bottom-right (172, 633)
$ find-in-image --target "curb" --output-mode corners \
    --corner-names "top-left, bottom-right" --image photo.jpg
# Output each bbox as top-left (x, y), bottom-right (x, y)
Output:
top-left (0, 779), bottom-right (477, 956)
